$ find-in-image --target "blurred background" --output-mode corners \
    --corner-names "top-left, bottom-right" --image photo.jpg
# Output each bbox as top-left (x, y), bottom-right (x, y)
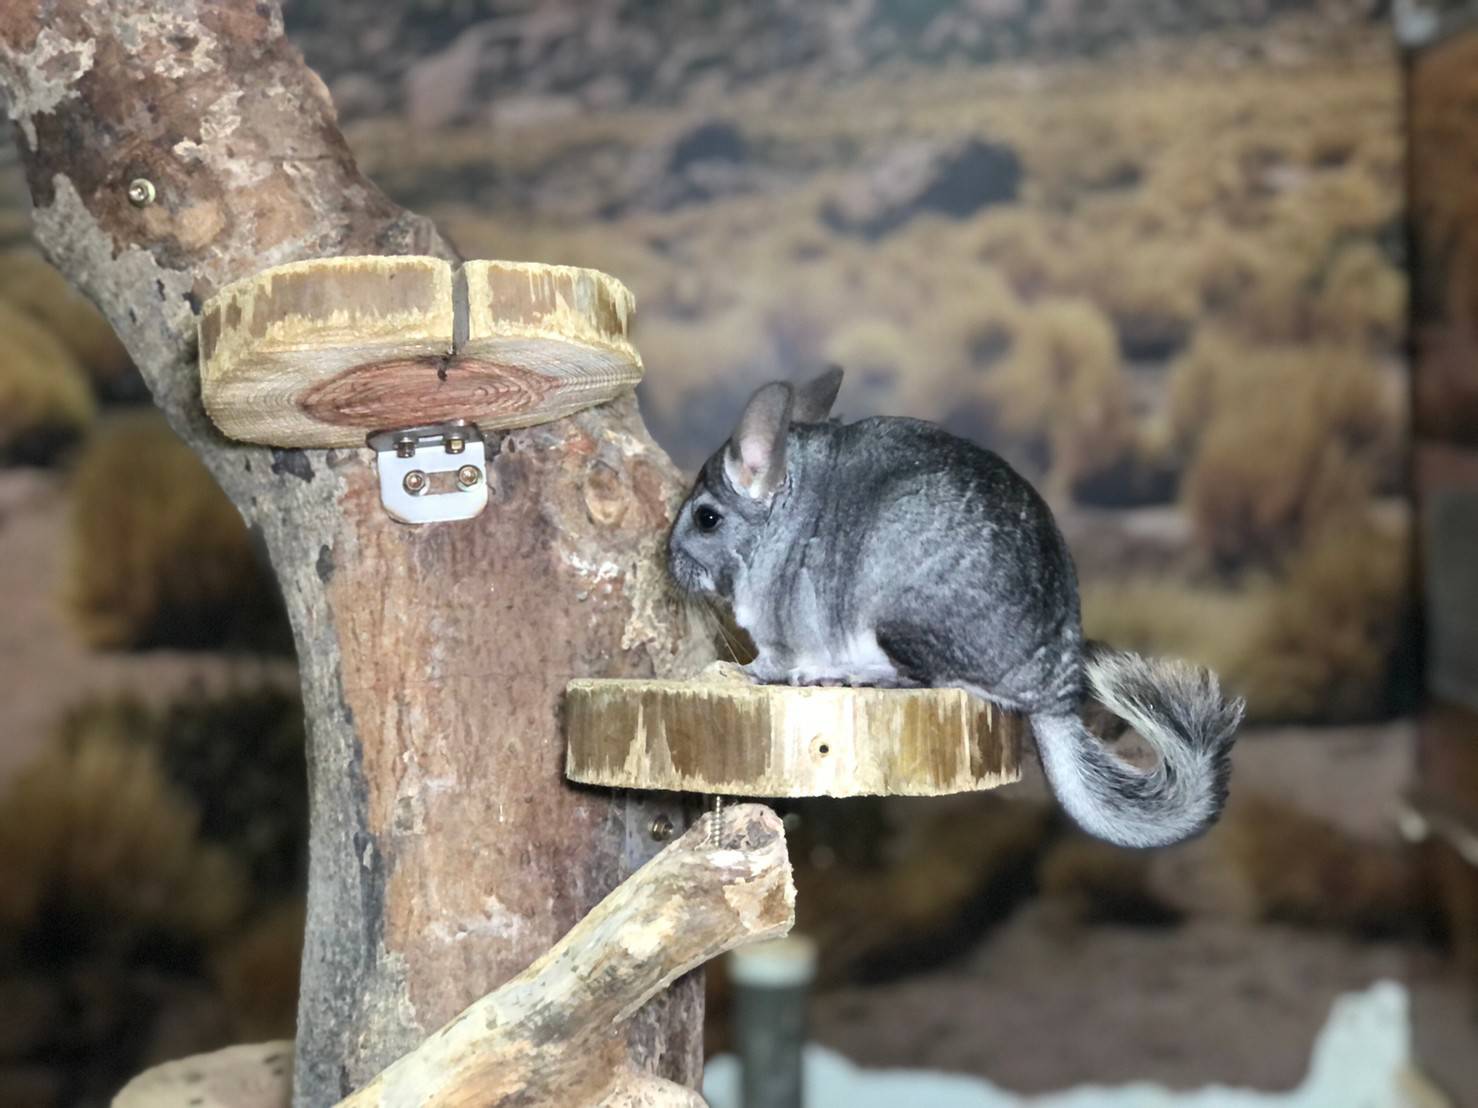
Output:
top-left (0, 0), bottom-right (1475, 1104)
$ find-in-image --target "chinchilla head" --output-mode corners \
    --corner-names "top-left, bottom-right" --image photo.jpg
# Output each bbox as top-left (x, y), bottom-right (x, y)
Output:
top-left (666, 366), bottom-right (843, 601)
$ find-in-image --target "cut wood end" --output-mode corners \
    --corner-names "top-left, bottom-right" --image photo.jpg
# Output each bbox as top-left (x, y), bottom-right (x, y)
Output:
top-left (199, 256), bottom-right (643, 448)
top-left (564, 677), bottom-right (1026, 798)
top-left (112, 1041), bottom-right (293, 1108)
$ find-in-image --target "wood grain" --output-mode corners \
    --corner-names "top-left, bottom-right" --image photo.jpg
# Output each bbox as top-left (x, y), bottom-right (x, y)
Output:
top-left (198, 256), bottom-right (643, 447)
top-left (566, 665), bottom-right (1026, 798)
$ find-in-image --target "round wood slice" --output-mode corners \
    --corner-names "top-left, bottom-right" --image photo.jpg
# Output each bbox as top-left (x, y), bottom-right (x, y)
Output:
top-left (564, 666), bottom-right (1026, 798)
top-left (199, 256), bottom-right (643, 447)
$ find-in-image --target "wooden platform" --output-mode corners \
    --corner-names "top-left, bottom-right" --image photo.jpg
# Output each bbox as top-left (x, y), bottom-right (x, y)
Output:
top-left (565, 665), bottom-right (1025, 798)
top-left (198, 256), bottom-right (643, 447)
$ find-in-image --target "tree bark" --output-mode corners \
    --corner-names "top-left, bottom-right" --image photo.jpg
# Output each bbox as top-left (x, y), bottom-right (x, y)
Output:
top-left (0, 3), bottom-right (710, 1104)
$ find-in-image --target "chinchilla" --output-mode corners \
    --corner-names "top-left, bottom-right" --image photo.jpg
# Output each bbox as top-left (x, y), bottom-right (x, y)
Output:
top-left (666, 367), bottom-right (1244, 849)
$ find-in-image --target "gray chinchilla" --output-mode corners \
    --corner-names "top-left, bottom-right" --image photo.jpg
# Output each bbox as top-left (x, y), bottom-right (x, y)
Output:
top-left (667, 367), bottom-right (1244, 848)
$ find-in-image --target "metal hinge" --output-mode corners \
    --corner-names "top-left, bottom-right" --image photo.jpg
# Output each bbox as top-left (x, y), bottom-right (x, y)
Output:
top-left (366, 419), bottom-right (488, 525)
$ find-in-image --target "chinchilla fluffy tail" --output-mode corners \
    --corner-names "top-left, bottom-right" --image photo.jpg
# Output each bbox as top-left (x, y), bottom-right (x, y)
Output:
top-left (1030, 645), bottom-right (1244, 849)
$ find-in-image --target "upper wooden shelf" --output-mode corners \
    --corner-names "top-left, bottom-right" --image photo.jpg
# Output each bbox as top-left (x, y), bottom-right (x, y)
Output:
top-left (198, 256), bottom-right (643, 448)
top-left (564, 665), bottom-right (1025, 799)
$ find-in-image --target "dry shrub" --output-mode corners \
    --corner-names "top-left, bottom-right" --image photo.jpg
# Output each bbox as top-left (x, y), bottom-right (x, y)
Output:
top-left (65, 413), bottom-right (284, 650)
top-left (1083, 511), bottom-right (1409, 725)
top-left (788, 796), bottom-right (1052, 987)
top-left (1272, 169), bottom-right (1397, 244)
top-left (1313, 240), bottom-right (1407, 349)
top-left (211, 897), bottom-right (304, 1041)
top-left (967, 209), bottom-right (1072, 299)
top-left (1235, 514), bottom-right (1410, 723)
top-left (1185, 409), bottom-right (1370, 569)
top-left (1184, 222), bottom-right (1314, 340)
top-left (56, 687), bottom-right (307, 895)
top-left (981, 296), bottom-right (1133, 492)
top-left (1080, 577), bottom-right (1263, 691)
top-left (823, 317), bottom-right (914, 391)
top-left (1218, 794), bottom-right (1423, 937)
top-left (0, 300), bottom-right (95, 464)
top-left (929, 266), bottom-right (1023, 368)
top-left (0, 249), bottom-right (134, 394)
top-left (823, 315), bottom-right (965, 419)
top-left (1074, 235), bottom-right (1201, 360)
top-left (1036, 833), bottom-right (1178, 925)
top-left (1175, 337), bottom-right (1395, 567)
top-left (0, 697), bottom-right (300, 1105)
top-left (0, 724), bottom-right (248, 943)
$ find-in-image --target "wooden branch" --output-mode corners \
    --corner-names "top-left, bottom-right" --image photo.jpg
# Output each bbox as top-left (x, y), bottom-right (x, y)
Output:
top-left (199, 256), bottom-right (644, 447)
top-left (566, 663), bottom-right (1026, 797)
top-left (338, 804), bottom-right (792, 1107)
top-left (111, 806), bottom-right (791, 1108)
top-left (1, 4), bottom-right (710, 1103)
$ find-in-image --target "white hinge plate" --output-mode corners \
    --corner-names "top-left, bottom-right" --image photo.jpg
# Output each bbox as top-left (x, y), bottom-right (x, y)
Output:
top-left (367, 420), bottom-right (489, 525)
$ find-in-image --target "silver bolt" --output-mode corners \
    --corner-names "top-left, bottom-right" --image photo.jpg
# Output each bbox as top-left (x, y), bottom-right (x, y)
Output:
top-left (650, 814), bottom-right (674, 842)
top-left (456, 465), bottom-right (481, 488)
top-left (403, 470), bottom-right (427, 494)
top-left (708, 795), bottom-right (725, 846)
top-left (446, 437), bottom-right (465, 454)
top-left (127, 178), bottom-right (156, 207)
top-left (395, 439), bottom-right (416, 459)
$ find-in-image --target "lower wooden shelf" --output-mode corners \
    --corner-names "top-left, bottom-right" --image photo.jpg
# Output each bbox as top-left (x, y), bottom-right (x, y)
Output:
top-left (564, 664), bottom-right (1025, 798)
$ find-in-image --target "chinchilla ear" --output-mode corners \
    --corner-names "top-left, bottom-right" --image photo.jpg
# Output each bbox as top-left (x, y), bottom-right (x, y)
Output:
top-left (724, 381), bottom-right (793, 500)
top-left (791, 365), bottom-right (843, 424)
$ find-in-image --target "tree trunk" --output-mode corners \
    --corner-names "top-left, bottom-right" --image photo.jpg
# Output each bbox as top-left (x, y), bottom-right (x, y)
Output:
top-left (0, 3), bottom-right (709, 1103)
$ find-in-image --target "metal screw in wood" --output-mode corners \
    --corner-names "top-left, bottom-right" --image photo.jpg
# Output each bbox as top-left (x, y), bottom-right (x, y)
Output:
top-left (709, 795), bottom-right (726, 846)
top-left (126, 178), bottom-right (156, 207)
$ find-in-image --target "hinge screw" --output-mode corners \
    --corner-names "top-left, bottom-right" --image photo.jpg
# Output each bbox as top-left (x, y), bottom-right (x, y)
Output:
top-left (403, 470), bottom-right (428, 494)
top-left (456, 465), bottom-right (481, 488)
top-left (650, 814), bottom-right (675, 842)
top-left (127, 178), bottom-right (156, 207)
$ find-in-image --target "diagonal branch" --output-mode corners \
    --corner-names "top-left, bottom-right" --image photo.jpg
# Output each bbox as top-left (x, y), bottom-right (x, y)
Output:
top-left (113, 805), bottom-right (792, 1108)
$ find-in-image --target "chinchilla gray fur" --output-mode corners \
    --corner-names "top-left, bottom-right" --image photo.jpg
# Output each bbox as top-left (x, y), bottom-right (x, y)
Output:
top-left (666, 367), bottom-right (1244, 849)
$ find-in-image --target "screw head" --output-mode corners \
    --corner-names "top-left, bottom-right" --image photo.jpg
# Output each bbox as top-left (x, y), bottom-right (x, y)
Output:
top-left (402, 470), bottom-right (428, 494)
top-left (650, 814), bottom-right (675, 842)
top-left (456, 464), bottom-right (481, 488)
top-left (395, 439), bottom-right (416, 459)
top-left (446, 437), bottom-right (466, 454)
top-left (127, 178), bottom-right (156, 207)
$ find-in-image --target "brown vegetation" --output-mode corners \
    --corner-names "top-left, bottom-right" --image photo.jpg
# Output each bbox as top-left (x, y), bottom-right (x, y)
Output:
top-left (1175, 335), bottom-right (1397, 568)
top-left (63, 414), bottom-right (286, 651)
top-left (1216, 795), bottom-right (1426, 938)
top-left (0, 686), bottom-right (305, 1103)
top-left (0, 300), bottom-right (95, 465)
top-left (0, 250), bottom-right (134, 395)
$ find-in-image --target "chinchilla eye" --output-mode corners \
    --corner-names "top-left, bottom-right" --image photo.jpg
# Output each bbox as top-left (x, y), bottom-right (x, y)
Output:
top-left (694, 505), bottom-right (723, 532)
